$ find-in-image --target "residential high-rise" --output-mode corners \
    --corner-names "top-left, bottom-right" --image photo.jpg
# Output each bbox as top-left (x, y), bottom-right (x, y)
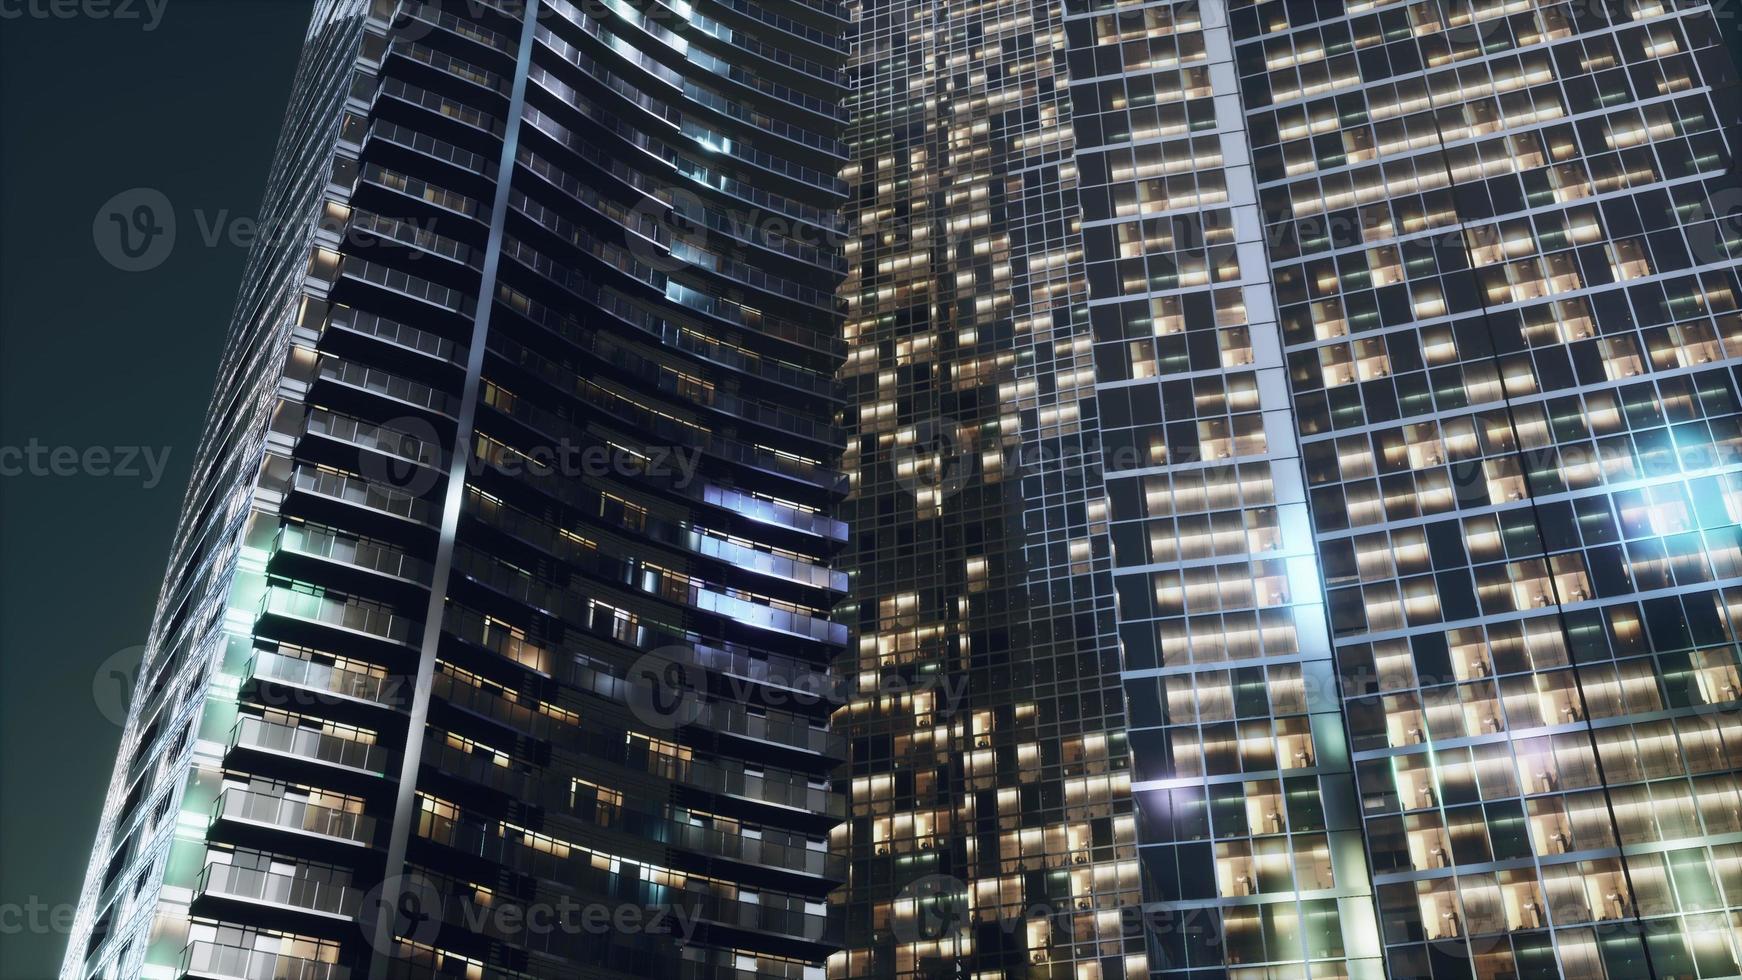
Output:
top-left (63, 2), bottom-right (853, 979)
top-left (64, 0), bottom-right (1742, 979)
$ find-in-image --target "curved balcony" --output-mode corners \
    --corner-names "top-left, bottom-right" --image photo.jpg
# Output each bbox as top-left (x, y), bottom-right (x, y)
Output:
top-left (620, 808), bottom-right (843, 882)
top-left (211, 788), bottom-right (376, 849)
top-left (429, 670), bottom-right (556, 740)
top-left (691, 586), bottom-right (845, 646)
top-left (302, 408), bottom-right (439, 471)
top-left (257, 586), bottom-right (421, 660)
top-left (421, 822), bottom-right (838, 951)
top-left (654, 640), bottom-right (838, 707)
top-left (347, 167), bottom-right (488, 246)
top-left (704, 705), bottom-right (841, 760)
top-left (288, 465), bottom-right (438, 529)
top-left (711, 0), bottom-right (848, 52)
top-left (179, 940), bottom-right (348, 980)
top-left (702, 484), bottom-right (845, 543)
top-left (314, 354), bottom-right (459, 419)
top-left (244, 649), bottom-right (404, 713)
top-left (454, 498), bottom-right (841, 650)
top-left (347, 210), bottom-right (481, 270)
top-left (381, 38), bottom-right (508, 103)
top-left (498, 281), bottom-right (838, 403)
top-left (648, 752), bottom-right (843, 821)
top-left (193, 863), bottom-right (360, 921)
top-left (326, 304), bottom-right (459, 358)
top-left (393, 2), bottom-right (517, 59)
top-left (364, 118), bottom-right (497, 181)
top-left (687, 533), bottom-right (846, 593)
top-left (273, 523), bottom-right (431, 590)
top-left (228, 715), bottom-right (390, 780)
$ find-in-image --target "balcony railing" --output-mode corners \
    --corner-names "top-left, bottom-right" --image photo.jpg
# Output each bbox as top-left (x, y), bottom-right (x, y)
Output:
top-left (212, 788), bottom-right (376, 847)
top-left (230, 715), bottom-right (388, 776)
top-left (245, 650), bottom-right (401, 709)
top-left (304, 408), bottom-right (437, 469)
top-left (316, 355), bottom-right (458, 417)
top-left (276, 523), bottom-right (431, 584)
top-left (290, 466), bottom-right (438, 526)
top-left (259, 587), bottom-right (419, 648)
top-left (179, 940), bottom-right (348, 980)
top-left (326, 307), bottom-right (457, 363)
top-left (420, 822), bottom-right (835, 944)
top-left (195, 863), bottom-right (360, 919)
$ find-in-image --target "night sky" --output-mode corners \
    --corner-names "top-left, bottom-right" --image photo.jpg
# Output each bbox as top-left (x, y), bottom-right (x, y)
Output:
top-left (0, 4), bottom-right (309, 977)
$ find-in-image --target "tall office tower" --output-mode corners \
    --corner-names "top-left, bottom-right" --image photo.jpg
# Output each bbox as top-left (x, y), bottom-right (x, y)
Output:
top-left (1067, 0), bottom-right (1387, 976)
top-left (834, 1), bottom-right (1385, 978)
top-left (1228, 0), bottom-right (1742, 972)
top-left (832, 2), bottom-right (1143, 979)
top-left (841, 0), bottom-right (1742, 979)
top-left (62, 2), bottom-right (853, 980)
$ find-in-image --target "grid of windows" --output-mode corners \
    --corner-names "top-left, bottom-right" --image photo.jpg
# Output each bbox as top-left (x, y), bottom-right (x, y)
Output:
top-left (1230, 0), bottom-right (1742, 972)
top-left (832, 1), bottom-right (1145, 978)
top-left (1069, 0), bottom-right (1385, 976)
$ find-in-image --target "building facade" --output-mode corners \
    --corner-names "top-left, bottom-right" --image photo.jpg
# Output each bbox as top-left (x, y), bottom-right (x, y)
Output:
top-left (63, 2), bottom-right (853, 979)
top-left (1228, 0), bottom-right (1742, 972)
top-left (833, 2), bottom-right (1146, 979)
top-left (64, 1), bottom-right (1742, 980)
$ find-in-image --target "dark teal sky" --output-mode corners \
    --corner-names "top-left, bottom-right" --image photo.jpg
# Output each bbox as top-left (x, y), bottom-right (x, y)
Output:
top-left (0, 4), bottom-right (308, 978)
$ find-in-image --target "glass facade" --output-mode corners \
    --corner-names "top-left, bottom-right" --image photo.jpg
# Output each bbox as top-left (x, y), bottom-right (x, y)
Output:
top-left (1226, 0), bottom-right (1742, 971)
top-left (834, 2), bottom-right (1144, 980)
top-left (1068, 0), bottom-right (1387, 975)
top-left (61, 0), bottom-right (1742, 980)
top-left (63, 2), bottom-right (853, 980)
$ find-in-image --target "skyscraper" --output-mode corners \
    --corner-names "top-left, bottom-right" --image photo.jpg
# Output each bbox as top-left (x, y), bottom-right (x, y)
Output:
top-left (834, 0), bottom-right (1147, 976)
top-left (837, 1), bottom-right (1382, 977)
top-left (1230, 0), bottom-right (1742, 972)
top-left (65, 1), bottom-right (1742, 980)
top-left (64, 2), bottom-right (852, 979)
